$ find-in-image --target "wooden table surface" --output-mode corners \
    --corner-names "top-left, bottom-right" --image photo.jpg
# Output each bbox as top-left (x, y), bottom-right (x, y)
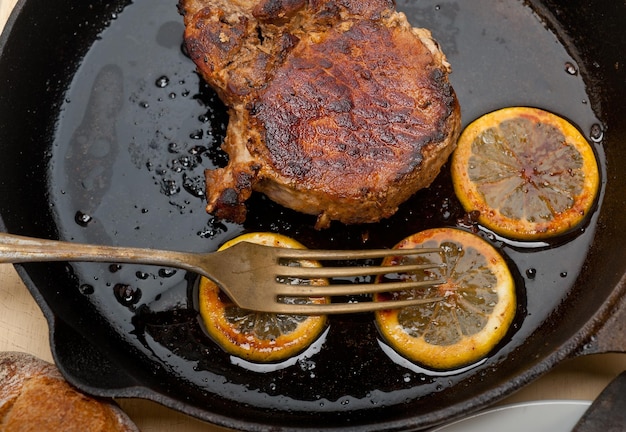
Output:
top-left (1, 0), bottom-right (625, 430)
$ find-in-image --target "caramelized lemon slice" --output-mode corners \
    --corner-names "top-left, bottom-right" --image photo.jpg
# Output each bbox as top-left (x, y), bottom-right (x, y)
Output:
top-left (198, 232), bottom-right (328, 363)
top-left (451, 107), bottom-right (600, 240)
top-left (374, 228), bottom-right (516, 370)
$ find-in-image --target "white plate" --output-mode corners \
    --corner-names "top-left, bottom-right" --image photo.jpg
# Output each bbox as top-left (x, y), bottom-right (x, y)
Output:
top-left (431, 400), bottom-right (591, 432)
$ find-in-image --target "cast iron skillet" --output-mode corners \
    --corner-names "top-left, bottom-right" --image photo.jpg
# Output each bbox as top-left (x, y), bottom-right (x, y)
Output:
top-left (1, 0), bottom-right (625, 430)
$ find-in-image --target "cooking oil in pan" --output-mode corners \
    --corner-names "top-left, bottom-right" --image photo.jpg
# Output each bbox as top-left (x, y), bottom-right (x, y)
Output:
top-left (45, 0), bottom-right (605, 421)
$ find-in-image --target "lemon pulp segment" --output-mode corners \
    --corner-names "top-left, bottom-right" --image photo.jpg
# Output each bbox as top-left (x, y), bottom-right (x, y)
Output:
top-left (451, 107), bottom-right (600, 240)
top-left (198, 232), bottom-right (328, 363)
top-left (375, 228), bottom-right (516, 370)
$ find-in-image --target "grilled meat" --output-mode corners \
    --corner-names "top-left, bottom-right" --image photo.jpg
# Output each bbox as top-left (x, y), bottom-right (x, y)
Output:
top-left (179, 0), bottom-right (461, 228)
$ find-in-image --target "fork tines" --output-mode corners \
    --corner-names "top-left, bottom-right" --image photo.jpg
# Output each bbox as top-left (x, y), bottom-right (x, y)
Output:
top-left (269, 296), bottom-right (445, 315)
top-left (275, 261), bottom-right (443, 280)
top-left (274, 246), bottom-right (445, 280)
top-left (273, 246), bottom-right (445, 298)
top-left (275, 246), bottom-right (443, 261)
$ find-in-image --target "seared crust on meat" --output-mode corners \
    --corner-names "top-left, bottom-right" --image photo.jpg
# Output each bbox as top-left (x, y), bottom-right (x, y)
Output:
top-left (179, 0), bottom-right (461, 228)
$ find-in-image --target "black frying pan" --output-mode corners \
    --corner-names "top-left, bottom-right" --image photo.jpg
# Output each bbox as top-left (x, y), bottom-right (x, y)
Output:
top-left (1, 0), bottom-right (625, 430)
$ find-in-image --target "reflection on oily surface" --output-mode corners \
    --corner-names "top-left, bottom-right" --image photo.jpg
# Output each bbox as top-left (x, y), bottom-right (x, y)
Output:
top-left (65, 64), bottom-right (124, 243)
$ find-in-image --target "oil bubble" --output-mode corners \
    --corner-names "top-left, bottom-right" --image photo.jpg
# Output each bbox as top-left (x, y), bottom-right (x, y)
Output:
top-left (189, 145), bottom-right (207, 155)
top-left (113, 283), bottom-right (142, 306)
top-left (159, 268), bottom-right (177, 278)
top-left (190, 129), bottom-right (204, 140)
top-left (136, 271), bottom-right (150, 280)
top-left (564, 62), bottom-right (578, 76)
top-left (75, 211), bottom-right (93, 227)
top-left (589, 123), bottom-right (604, 143)
top-left (183, 174), bottom-right (205, 197)
top-left (79, 284), bottom-right (95, 295)
top-left (161, 178), bottom-right (180, 196)
top-left (155, 75), bottom-right (170, 88)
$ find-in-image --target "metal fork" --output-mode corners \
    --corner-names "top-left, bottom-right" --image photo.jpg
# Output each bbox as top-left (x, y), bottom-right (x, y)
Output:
top-left (0, 232), bottom-right (445, 314)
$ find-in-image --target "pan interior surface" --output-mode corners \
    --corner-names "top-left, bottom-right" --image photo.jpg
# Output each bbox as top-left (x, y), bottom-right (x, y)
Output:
top-left (0, 0), bottom-right (623, 430)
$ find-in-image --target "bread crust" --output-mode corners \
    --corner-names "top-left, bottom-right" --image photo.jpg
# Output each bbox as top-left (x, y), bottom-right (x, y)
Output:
top-left (0, 352), bottom-right (139, 432)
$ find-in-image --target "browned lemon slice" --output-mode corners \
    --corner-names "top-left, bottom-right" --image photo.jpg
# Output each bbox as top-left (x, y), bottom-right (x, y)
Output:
top-left (451, 107), bottom-right (600, 240)
top-left (374, 228), bottom-right (516, 370)
top-left (198, 232), bottom-right (328, 363)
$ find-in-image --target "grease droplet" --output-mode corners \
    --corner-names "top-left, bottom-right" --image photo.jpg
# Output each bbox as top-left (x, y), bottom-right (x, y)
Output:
top-left (155, 75), bottom-right (170, 88)
top-left (79, 284), bottom-right (94, 295)
top-left (75, 211), bottom-right (93, 227)
top-left (564, 62), bottom-right (578, 75)
top-left (159, 268), bottom-right (177, 278)
top-left (589, 123), bottom-right (603, 143)
top-left (113, 284), bottom-right (142, 306)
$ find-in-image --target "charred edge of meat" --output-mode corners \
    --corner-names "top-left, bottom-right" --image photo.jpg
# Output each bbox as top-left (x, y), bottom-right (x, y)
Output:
top-left (182, 0), bottom-right (461, 228)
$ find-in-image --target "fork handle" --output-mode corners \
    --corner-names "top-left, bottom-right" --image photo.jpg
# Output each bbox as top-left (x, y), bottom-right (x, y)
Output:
top-left (0, 232), bottom-right (201, 273)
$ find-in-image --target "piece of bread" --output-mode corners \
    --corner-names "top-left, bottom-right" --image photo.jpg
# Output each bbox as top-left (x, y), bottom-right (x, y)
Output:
top-left (0, 352), bottom-right (139, 432)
